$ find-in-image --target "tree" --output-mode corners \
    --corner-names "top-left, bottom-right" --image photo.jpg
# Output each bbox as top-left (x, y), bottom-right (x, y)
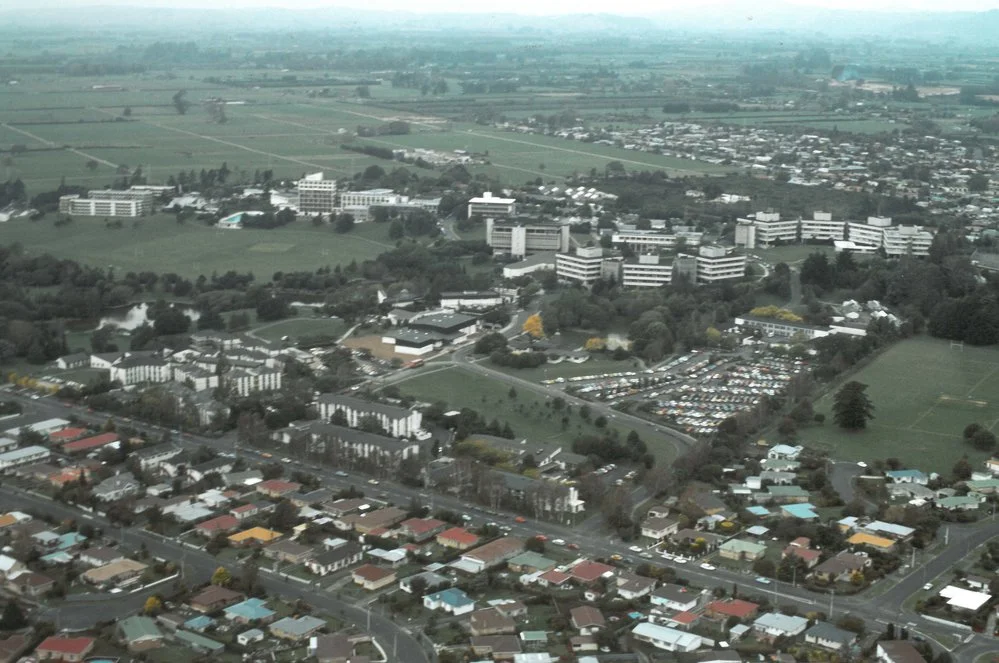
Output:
top-left (832, 381), bottom-right (875, 430)
top-left (953, 456), bottom-right (973, 481)
top-left (388, 220), bottom-right (404, 239)
top-left (172, 90), bottom-right (191, 115)
top-left (334, 213), bottom-right (355, 234)
top-left (211, 566), bottom-right (232, 587)
top-left (144, 595), bottom-right (163, 615)
top-left (971, 428), bottom-right (997, 451)
top-left (269, 500), bottom-right (299, 532)
top-left (85, 159), bottom-right (99, 171)
top-left (153, 307), bottom-right (191, 336)
top-left (0, 601), bottom-right (27, 630)
top-left (968, 172), bottom-right (989, 193)
top-left (523, 313), bottom-right (545, 339)
top-left (584, 337), bottom-right (606, 352)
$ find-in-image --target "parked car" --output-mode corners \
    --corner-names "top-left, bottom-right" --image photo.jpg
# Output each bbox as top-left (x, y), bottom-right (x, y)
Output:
top-left (367, 478), bottom-right (380, 485)
top-left (755, 577), bottom-right (772, 584)
top-left (551, 539), bottom-right (566, 546)
top-left (628, 545), bottom-right (643, 553)
top-left (700, 563), bottom-right (717, 571)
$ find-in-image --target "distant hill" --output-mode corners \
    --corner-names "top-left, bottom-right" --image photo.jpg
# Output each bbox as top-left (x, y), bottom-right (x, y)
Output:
top-left (1, 4), bottom-right (999, 42)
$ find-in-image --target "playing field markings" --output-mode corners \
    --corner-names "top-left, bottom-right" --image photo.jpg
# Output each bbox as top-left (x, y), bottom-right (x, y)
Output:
top-left (966, 364), bottom-right (999, 399)
top-left (907, 399), bottom-right (942, 431)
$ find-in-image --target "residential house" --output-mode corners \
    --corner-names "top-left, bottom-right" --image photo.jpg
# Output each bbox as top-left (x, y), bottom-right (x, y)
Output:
top-left (7, 571), bottom-right (54, 598)
top-left (423, 588), bottom-right (475, 615)
top-left (81, 559), bottom-right (147, 587)
top-left (436, 527), bottom-right (479, 550)
top-left (616, 572), bottom-right (657, 600)
top-left (351, 564), bottom-right (396, 591)
top-left (569, 560), bottom-right (616, 585)
top-left (336, 506), bottom-right (407, 534)
top-left (118, 616), bottom-right (164, 652)
top-left (651, 583), bottom-right (700, 612)
top-left (719, 539), bottom-right (766, 562)
top-left (641, 515), bottom-right (680, 541)
top-left (847, 532), bottom-right (896, 552)
top-left (309, 634), bottom-right (355, 663)
top-left (189, 585), bottom-right (244, 613)
top-left (255, 479), bottom-right (302, 499)
top-left (631, 622), bottom-right (702, 653)
top-left (78, 546), bottom-right (125, 568)
top-left (877, 641), bottom-right (928, 663)
top-left (885, 469), bottom-right (929, 485)
top-left (812, 551), bottom-right (871, 583)
top-left (805, 621), bottom-right (858, 651)
top-left (455, 537), bottom-right (523, 574)
top-left (263, 540), bottom-right (314, 565)
top-left (570, 606), bottom-right (605, 635)
top-left (470, 635), bottom-right (521, 659)
top-left (507, 551), bottom-right (557, 574)
top-left (195, 515), bottom-right (240, 537)
top-left (705, 599), bottom-right (760, 621)
top-left (753, 613), bottom-right (809, 641)
top-left (92, 472), bottom-right (139, 502)
top-left (399, 571), bottom-right (451, 594)
top-left (228, 527), bottom-right (282, 547)
top-left (270, 615), bottom-right (326, 641)
top-left (768, 444), bottom-right (803, 460)
top-left (782, 537), bottom-right (822, 568)
top-left (237, 629), bottom-right (265, 646)
top-left (305, 542), bottom-right (364, 576)
top-left (35, 637), bottom-right (95, 661)
top-left (225, 598), bottom-right (276, 624)
top-left (469, 608), bottom-right (516, 636)
top-left (397, 517), bottom-right (447, 542)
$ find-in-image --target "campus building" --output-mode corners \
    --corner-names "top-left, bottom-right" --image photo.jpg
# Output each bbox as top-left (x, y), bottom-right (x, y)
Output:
top-left (735, 211), bottom-right (798, 249)
top-left (468, 192), bottom-right (516, 218)
top-left (611, 229), bottom-right (704, 251)
top-left (297, 172), bottom-right (338, 214)
top-left (59, 188), bottom-right (154, 217)
top-left (315, 393), bottom-right (422, 438)
top-left (696, 245), bottom-right (746, 283)
top-left (486, 218), bottom-right (570, 257)
top-left (621, 253), bottom-right (673, 288)
top-left (556, 246), bottom-right (607, 286)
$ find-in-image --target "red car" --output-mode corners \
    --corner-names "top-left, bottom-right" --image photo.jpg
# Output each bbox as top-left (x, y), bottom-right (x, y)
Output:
top-left (514, 516), bottom-right (526, 524)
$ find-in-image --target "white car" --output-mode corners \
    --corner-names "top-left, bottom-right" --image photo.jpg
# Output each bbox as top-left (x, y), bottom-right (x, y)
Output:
top-left (700, 562), bottom-right (717, 571)
top-left (628, 545), bottom-right (643, 553)
top-left (674, 556), bottom-right (688, 564)
top-left (551, 539), bottom-right (566, 546)
top-left (661, 552), bottom-right (674, 560)
top-left (367, 478), bottom-right (380, 485)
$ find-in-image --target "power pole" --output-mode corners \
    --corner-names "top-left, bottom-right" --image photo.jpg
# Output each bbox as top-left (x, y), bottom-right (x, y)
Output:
top-left (829, 589), bottom-right (835, 617)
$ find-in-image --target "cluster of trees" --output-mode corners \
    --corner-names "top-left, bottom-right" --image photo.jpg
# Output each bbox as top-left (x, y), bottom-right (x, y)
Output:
top-left (963, 423), bottom-right (997, 451)
top-left (573, 430), bottom-right (651, 466)
top-left (661, 101), bottom-right (741, 114)
top-left (489, 349), bottom-right (547, 369)
top-left (241, 208), bottom-right (296, 229)
top-left (0, 179), bottom-right (26, 208)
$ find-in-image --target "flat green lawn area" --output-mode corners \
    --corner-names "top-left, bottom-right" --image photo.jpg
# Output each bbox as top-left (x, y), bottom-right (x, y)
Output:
top-left (4, 214), bottom-right (394, 277)
top-left (393, 365), bottom-right (678, 463)
top-left (755, 244), bottom-right (836, 264)
top-left (801, 336), bottom-right (999, 471)
top-left (251, 317), bottom-right (346, 342)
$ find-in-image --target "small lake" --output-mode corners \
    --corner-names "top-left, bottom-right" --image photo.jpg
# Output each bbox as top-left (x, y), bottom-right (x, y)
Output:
top-left (98, 302), bottom-right (200, 331)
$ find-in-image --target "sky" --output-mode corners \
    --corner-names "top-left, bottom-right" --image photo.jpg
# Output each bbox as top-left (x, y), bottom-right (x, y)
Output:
top-left (8, 0), bottom-right (999, 12)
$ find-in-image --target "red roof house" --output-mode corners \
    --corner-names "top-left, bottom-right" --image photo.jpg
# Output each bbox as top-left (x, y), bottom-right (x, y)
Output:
top-left (706, 599), bottom-right (760, 620)
top-left (48, 427), bottom-right (87, 443)
top-left (436, 527), bottom-right (480, 550)
top-left (35, 636), bottom-right (95, 662)
top-left (63, 432), bottom-right (118, 454)
top-left (195, 514), bottom-right (240, 536)
top-left (569, 560), bottom-right (616, 584)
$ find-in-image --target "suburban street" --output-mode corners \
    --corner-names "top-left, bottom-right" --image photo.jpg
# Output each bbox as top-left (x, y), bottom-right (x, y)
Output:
top-left (5, 389), bottom-right (999, 661)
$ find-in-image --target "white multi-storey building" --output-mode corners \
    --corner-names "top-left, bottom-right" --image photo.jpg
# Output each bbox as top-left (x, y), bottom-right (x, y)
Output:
top-left (882, 225), bottom-right (933, 257)
top-left (59, 188), bottom-right (154, 217)
top-left (339, 188), bottom-right (406, 209)
top-left (297, 172), bottom-right (338, 214)
top-left (622, 254), bottom-right (673, 288)
top-left (735, 212), bottom-right (798, 249)
top-left (316, 394), bottom-right (422, 438)
top-left (0, 446), bottom-right (50, 472)
top-left (486, 219), bottom-right (570, 257)
top-left (109, 355), bottom-right (171, 385)
top-left (556, 246), bottom-right (605, 285)
top-left (468, 191), bottom-right (516, 218)
top-left (611, 230), bottom-right (703, 251)
top-left (800, 211), bottom-right (845, 242)
top-left (847, 216), bottom-right (891, 251)
top-left (227, 367), bottom-right (282, 397)
top-left (696, 245), bottom-right (746, 283)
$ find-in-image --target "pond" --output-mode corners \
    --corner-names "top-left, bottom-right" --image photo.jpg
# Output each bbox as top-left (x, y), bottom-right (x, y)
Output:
top-left (98, 302), bottom-right (200, 331)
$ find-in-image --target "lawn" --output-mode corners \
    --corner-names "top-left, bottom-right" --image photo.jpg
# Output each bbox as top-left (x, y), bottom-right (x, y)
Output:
top-left (250, 317), bottom-right (347, 343)
top-left (3, 214), bottom-right (395, 277)
top-left (800, 336), bottom-right (999, 472)
top-left (391, 365), bottom-right (679, 463)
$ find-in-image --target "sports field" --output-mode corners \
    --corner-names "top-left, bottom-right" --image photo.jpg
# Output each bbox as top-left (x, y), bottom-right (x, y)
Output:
top-left (802, 337), bottom-right (999, 471)
top-left (3, 214), bottom-right (394, 276)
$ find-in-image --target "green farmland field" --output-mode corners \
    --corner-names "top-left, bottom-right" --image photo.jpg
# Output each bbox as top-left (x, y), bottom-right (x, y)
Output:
top-left (801, 336), bottom-right (999, 472)
top-left (3, 214), bottom-right (395, 276)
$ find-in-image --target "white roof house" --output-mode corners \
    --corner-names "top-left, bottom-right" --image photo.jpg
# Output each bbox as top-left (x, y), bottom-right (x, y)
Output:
top-left (631, 622), bottom-right (702, 652)
top-left (939, 585), bottom-right (992, 611)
